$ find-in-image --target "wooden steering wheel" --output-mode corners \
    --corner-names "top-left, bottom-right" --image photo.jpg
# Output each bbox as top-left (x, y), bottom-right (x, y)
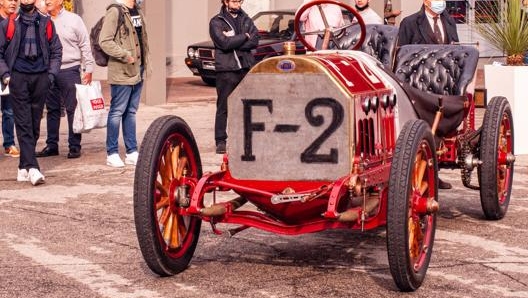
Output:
top-left (294, 0), bottom-right (366, 51)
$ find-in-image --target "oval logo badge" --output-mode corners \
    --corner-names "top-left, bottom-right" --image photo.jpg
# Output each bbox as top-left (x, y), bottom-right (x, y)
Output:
top-left (277, 59), bottom-right (296, 73)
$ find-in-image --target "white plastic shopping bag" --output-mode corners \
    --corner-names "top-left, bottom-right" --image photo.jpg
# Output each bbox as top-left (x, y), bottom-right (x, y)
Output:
top-left (73, 81), bottom-right (108, 133)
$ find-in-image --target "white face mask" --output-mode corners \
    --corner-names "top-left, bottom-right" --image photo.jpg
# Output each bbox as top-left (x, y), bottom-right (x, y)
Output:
top-left (430, 0), bottom-right (446, 14)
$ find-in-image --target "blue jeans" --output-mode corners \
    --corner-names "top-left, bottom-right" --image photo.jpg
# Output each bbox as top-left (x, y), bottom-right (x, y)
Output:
top-left (106, 81), bottom-right (143, 155)
top-left (1, 95), bottom-right (16, 148)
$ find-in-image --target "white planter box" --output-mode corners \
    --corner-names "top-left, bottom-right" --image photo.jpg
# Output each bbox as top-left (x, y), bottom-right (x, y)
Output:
top-left (484, 64), bottom-right (528, 155)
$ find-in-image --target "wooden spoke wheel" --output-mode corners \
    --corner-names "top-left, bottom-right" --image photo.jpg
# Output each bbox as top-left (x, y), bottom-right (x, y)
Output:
top-left (478, 96), bottom-right (515, 220)
top-left (387, 120), bottom-right (438, 292)
top-left (134, 116), bottom-right (202, 276)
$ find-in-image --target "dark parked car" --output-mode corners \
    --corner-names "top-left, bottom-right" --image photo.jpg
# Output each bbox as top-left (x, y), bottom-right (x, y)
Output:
top-left (185, 10), bottom-right (306, 86)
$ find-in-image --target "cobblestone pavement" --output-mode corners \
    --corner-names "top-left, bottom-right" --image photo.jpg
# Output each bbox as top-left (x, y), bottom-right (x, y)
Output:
top-left (0, 79), bottom-right (527, 298)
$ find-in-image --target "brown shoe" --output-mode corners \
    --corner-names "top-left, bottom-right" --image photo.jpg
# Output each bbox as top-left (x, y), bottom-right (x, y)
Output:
top-left (5, 145), bottom-right (20, 157)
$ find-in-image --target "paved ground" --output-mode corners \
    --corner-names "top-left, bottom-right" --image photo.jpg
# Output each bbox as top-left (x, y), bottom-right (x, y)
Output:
top-left (0, 77), bottom-right (527, 298)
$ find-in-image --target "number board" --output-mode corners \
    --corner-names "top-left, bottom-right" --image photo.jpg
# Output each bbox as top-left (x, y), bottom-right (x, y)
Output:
top-left (228, 73), bottom-right (353, 181)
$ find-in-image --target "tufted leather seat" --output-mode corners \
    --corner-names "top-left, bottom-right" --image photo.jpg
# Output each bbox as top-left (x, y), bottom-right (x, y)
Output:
top-left (392, 44), bottom-right (479, 136)
top-left (393, 44), bottom-right (479, 96)
top-left (336, 24), bottom-right (399, 68)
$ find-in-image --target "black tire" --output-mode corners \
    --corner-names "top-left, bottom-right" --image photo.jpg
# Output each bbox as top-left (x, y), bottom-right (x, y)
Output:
top-left (134, 115), bottom-right (203, 276)
top-left (201, 77), bottom-right (216, 86)
top-left (387, 120), bottom-right (438, 292)
top-left (478, 96), bottom-right (514, 220)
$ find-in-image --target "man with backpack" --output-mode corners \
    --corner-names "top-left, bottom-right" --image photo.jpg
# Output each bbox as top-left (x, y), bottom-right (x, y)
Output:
top-left (0, 0), bottom-right (62, 185)
top-left (99, 0), bottom-right (149, 167)
top-left (36, 0), bottom-right (94, 159)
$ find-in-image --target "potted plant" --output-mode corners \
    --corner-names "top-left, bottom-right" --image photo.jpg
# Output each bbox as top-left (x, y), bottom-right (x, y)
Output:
top-left (475, 0), bottom-right (528, 154)
top-left (473, 0), bottom-right (528, 65)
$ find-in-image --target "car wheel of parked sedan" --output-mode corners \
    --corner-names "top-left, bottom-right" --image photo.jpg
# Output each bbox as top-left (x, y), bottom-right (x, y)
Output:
top-left (201, 77), bottom-right (216, 86)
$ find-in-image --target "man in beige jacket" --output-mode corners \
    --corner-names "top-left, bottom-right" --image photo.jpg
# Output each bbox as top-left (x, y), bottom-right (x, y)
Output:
top-left (99, 0), bottom-right (149, 167)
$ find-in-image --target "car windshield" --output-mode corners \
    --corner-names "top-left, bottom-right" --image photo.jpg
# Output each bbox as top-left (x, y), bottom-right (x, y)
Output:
top-left (252, 12), bottom-right (295, 39)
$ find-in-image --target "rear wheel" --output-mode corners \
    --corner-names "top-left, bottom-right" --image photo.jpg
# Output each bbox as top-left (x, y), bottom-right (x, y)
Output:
top-left (387, 120), bottom-right (438, 292)
top-left (478, 96), bottom-right (514, 220)
top-left (134, 115), bottom-right (203, 276)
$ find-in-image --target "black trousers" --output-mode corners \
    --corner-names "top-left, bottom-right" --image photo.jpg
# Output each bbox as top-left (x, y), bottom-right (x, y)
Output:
top-left (45, 66), bottom-right (82, 150)
top-left (214, 69), bottom-right (248, 144)
top-left (10, 71), bottom-right (49, 170)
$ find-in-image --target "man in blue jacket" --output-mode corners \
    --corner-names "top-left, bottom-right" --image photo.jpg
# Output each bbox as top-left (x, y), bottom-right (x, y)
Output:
top-left (397, 0), bottom-right (459, 46)
top-left (209, 0), bottom-right (258, 154)
top-left (0, 0), bottom-right (62, 185)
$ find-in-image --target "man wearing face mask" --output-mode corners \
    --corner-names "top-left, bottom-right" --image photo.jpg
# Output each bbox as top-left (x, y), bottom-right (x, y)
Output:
top-left (209, 0), bottom-right (258, 154)
top-left (0, 0), bottom-right (62, 185)
top-left (397, 0), bottom-right (457, 190)
top-left (397, 0), bottom-right (459, 46)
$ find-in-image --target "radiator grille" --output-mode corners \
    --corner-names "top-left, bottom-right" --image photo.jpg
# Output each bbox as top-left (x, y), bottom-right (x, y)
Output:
top-left (198, 48), bottom-right (214, 59)
top-left (358, 118), bottom-right (375, 156)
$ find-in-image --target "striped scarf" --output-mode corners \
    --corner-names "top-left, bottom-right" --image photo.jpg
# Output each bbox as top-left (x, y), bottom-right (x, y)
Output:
top-left (20, 12), bottom-right (38, 60)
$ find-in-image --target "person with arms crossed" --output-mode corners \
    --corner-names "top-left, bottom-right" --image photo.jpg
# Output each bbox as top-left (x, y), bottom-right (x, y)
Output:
top-left (209, 0), bottom-right (258, 154)
top-left (0, 0), bottom-right (20, 158)
top-left (99, 0), bottom-right (149, 167)
top-left (0, 0), bottom-right (62, 185)
top-left (36, 0), bottom-right (94, 159)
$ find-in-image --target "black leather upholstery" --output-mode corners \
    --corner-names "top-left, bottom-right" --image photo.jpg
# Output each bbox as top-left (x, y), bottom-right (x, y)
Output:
top-left (336, 24), bottom-right (399, 68)
top-left (393, 44), bottom-right (479, 96)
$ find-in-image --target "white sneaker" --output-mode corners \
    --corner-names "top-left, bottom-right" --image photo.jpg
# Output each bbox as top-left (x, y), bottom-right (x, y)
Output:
top-left (125, 151), bottom-right (139, 166)
top-left (106, 154), bottom-right (125, 168)
top-left (17, 169), bottom-right (29, 182)
top-left (28, 168), bottom-right (45, 186)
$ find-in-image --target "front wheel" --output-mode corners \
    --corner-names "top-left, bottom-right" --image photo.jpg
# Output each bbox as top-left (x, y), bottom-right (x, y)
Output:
top-left (134, 115), bottom-right (203, 276)
top-left (387, 120), bottom-right (438, 292)
top-left (478, 96), bottom-right (514, 220)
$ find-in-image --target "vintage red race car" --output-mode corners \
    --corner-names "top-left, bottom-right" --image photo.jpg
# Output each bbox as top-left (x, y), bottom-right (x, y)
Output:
top-left (133, 0), bottom-right (515, 292)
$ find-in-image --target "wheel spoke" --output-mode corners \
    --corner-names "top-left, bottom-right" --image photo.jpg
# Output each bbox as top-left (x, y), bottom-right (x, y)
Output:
top-left (413, 153), bottom-right (424, 187)
top-left (159, 206), bottom-right (171, 227)
top-left (176, 156), bottom-right (188, 180)
top-left (419, 181), bottom-right (429, 196)
top-left (156, 196), bottom-right (170, 210)
top-left (169, 214), bottom-right (181, 248)
top-left (171, 145), bottom-right (181, 179)
top-left (155, 180), bottom-right (169, 197)
top-left (178, 214), bottom-right (188, 236)
top-left (415, 159), bottom-right (427, 190)
top-left (162, 213), bottom-right (174, 244)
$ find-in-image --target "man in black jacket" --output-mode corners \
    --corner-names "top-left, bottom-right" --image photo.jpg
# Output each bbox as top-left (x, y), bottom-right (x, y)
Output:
top-left (397, 0), bottom-right (458, 189)
top-left (0, 0), bottom-right (62, 185)
top-left (397, 0), bottom-right (459, 46)
top-left (209, 0), bottom-right (258, 154)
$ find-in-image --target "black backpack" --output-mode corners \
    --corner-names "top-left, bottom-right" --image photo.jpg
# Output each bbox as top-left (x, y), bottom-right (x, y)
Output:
top-left (90, 4), bottom-right (125, 67)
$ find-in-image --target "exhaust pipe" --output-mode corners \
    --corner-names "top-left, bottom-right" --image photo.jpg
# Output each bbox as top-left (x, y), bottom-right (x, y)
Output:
top-left (200, 196), bottom-right (247, 217)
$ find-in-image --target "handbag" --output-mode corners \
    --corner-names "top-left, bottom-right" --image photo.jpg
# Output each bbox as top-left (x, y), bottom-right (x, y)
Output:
top-left (73, 81), bottom-right (108, 133)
